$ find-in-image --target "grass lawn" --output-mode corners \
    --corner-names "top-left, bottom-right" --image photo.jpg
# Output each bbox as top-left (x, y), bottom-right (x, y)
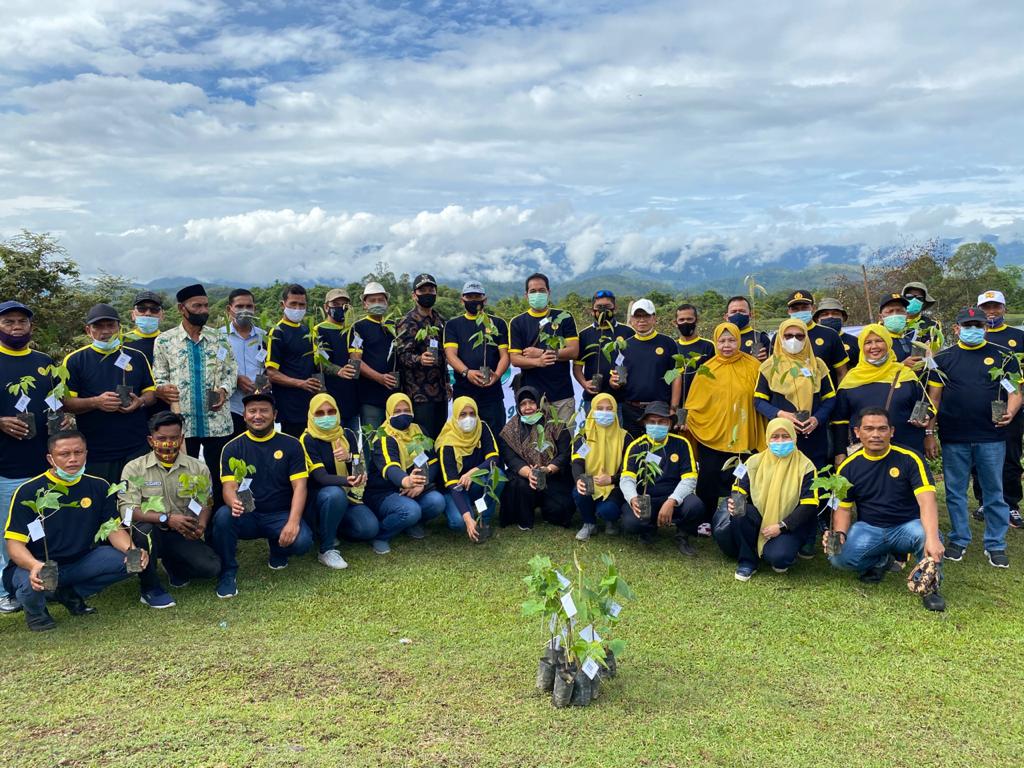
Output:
top-left (1, 495), bottom-right (1022, 768)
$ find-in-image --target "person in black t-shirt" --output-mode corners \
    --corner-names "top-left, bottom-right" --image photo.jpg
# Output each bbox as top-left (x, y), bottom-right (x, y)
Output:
top-left (878, 293), bottom-right (916, 364)
top-left (573, 289), bottom-right (635, 414)
top-left (4, 431), bottom-right (139, 631)
top-left (317, 288), bottom-right (360, 437)
top-left (352, 281), bottom-right (399, 432)
top-left (826, 407), bottom-right (946, 611)
top-left (266, 284), bottom-right (322, 437)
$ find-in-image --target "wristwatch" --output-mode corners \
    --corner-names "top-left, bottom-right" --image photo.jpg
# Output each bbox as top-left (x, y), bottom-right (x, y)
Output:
top-left (461, 369), bottom-right (469, 379)
top-left (158, 513), bottom-right (169, 525)
top-left (778, 520), bottom-right (788, 532)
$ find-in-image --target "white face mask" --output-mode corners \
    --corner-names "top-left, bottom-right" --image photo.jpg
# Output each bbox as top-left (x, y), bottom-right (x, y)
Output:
top-left (283, 307), bottom-right (306, 323)
top-left (781, 337), bottom-right (805, 354)
top-left (457, 415), bottom-right (478, 433)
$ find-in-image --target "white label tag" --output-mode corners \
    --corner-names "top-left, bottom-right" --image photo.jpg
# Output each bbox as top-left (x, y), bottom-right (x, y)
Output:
top-left (539, 317), bottom-right (550, 328)
top-left (615, 353), bottom-right (625, 366)
top-left (828, 495), bottom-right (840, 510)
top-left (474, 497), bottom-right (488, 513)
top-left (733, 463), bottom-right (748, 479)
top-left (576, 443), bottom-right (591, 458)
top-left (608, 601), bottom-right (622, 618)
top-left (925, 356), bottom-right (938, 370)
top-left (188, 498), bottom-right (203, 515)
top-left (413, 452), bottom-right (429, 468)
top-left (560, 592), bottom-right (577, 618)
top-left (582, 658), bottom-right (600, 680)
top-left (579, 624), bottom-right (601, 643)
top-left (45, 394), bottom-right (62, 411)
top-left (123, 507), bottom-right (133, 525)
top-left (1001, 378), bottom-right (1015, 394)
top-left (216, 347), bottom-right (228, 361)
top-left (550, 635), bottom-right (561, 650)
top-left (27, 519), bottom-right (44, 541)
top-left (255, 348), bottom-right (267, 362)
top-left (114, 352), bottom-right (131, 370)
top-left (800, 367), bottom-right (813, 378)
top-left (14, 394), bottom-right (30, 412)
top-left (352, 334), bottom-right (363, 350)
top-left (238, 478), bottom-right (252, 492)
top-left (428, 339), bottom-right (438, 349)
top-left (555, 570), bottom-right (571, 589)
top-left (645, 451), bottom-right (662, 466)
top-left (549, 613), bottom-right (558, 633)
top-left (387, 341), bottom-right (395, 359)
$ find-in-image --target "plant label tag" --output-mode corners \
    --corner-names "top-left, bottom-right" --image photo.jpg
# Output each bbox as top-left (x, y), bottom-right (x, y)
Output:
top-left (1001, 378), bottom-right (1016, 394)
top-left (615, 353), bottom-right (625, 366)
top-left (428, 339), bottom-right (438, 349)
top-left (608, 601), bottom-right (622, 618)
top-left (216, 347), bottom-right (228, 361)
top-left (474, 497), bottom-right (488, 513)
top-left (645, 452), bottom-right (662, 466)
top-left (114, 352), bottom-right (131, 370)
top-left (27, 519), bottom-right (44, 541)
top-left (582, 657), bottom-right (600, 680)
top-left (800, 367), bottom-right (813, 378)
top-left (413, 452), bottom-right (429, 468)
top-left (45, 394), bottom-right (62, 411)
top-left (255, 348), bottom-right (267, 362)
top-left (579, 624), bottom-right (600, 643)
top-left (352, 335), bottom-right (363, 350)
top-left (238, 478), bottom-right (252, 492)
top-left (123, 507), bottom-right (133, 525)
top-left (387, 341), bottom-right (395, 360)
top-left (733, 463), bottom-right (748, 479)
top-left (188, 498), bottom-right (203, 515)
top-left (14, 394), bottom-right (30, 412)
top-left (549, 613), bottom-right (558, 633)
top-left (925, 356), bottom-right (938, 370)
top-left (576, 443), bottom-right (591, 458)
top-left (560, 592), bottom-right (577, 618)
top-left (828, 495), bottom-right (840, 510)
top-left (550, 635), bottom-right (561, 650)
top-left (555, 570), bottom-right (571, 589)
top-left (539, 317), bottom-right (550, 328)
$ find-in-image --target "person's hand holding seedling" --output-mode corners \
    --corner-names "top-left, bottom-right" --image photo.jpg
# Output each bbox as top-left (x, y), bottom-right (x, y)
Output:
top-left (116, 391), bottom-right (143, 414)
top-left (157, 384), bottom-right (180, 404)
top-left (0, 416), bottom-right (30, 439)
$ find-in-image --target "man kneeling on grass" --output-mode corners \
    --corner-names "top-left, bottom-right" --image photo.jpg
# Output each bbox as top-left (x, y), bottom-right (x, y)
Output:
top-left (824, 407), bottom-right (946, 612)
top-left (3, 431), bottom-right (142, 631)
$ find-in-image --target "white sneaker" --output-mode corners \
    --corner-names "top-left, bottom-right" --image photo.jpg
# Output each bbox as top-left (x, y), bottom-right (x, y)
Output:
top-left (575, 523), bottom-right (598, 541)
top-left (697, 522), bottom-right (712, 537)
top-left (318, 550), bottom-right (349, 570)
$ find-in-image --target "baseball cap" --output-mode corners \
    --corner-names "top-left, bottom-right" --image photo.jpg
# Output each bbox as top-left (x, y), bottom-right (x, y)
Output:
top-left (0, 300), bottom-right (32, 319)
top-left (878, 293), bottom-right (909, 312)
top-left (132, 290), bottom-right (164, 308)
top-left (786, 290), bottom-right (814, 307)
top-left (413, 274), bottom-right (437, 290)
top-left (85, 304), bottom-right (120, 324)
top-left (977, 290), bottom-right (1006, 306)
top-left (956, 306), bottom-right (985, 325)
top-left (630, 298), bottom-right (656, 316)
top-left (461, 280), bottom-right (486, 296)
top-left (641, 401), bottom-right (672, 420)
top-left (325, 288), bottom-right (351, 303)
top-left (242, 392), bottom-right (276, 408)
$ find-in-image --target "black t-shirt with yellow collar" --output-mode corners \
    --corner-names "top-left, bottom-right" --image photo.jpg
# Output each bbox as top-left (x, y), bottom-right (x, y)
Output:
top-left (620, 331), bottom-right (676, 403)
top-left (219, 430), bottom-right (308, 513)
top-left (0, 346), bottom-right (54, 477)
top-left (928, 340), bottom-right (1019, 444)
top-left (837, 445), bottom-right (934, 528)
top-left (266, 318), bottom-right (316, 424)
top-left (621, 433), bottom-right (697, 501)
top-left (805, 322), bottom-right (849, 374)
top-left (509, 308), bottom-right (579, 402)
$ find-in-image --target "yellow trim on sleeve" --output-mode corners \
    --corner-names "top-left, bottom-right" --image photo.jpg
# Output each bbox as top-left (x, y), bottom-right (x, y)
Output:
top-left (822, 390), bottom-right (836, 401)
top-left (484, 451), bottom-right (498, 460)
top-left (799, 498), bottom-right (817, 505)
top-left (141, 385), bottom-right (157, 394)
top-left (4, 531), bottom-right (29, 543)
top-left (566, 336), bottom-right (580, 342)
top-left (928, 380), bottom-right (944, 388)
top-left (265, 360), bottom-right (280, 370)
top-left (834, 356), bottom-right (850, 369)
top-left (443, 343), bottom-right (458, 349)
top-left (381, 461), bottom-right (400, 478)
top-left (289, 471), bottom-right (309, 481)
top-left (509, 347), bottom-right (523, 355)
top-left (621, 470), bottom-right (637, 480)
top-left (497, 344), bottom-right (508, 350)
top-left (220, 475), bottom-right (233, 483)
top-left (307, 462), bottom-right (325, 471)
top-left (679, 471), bottom-right (697, 480)
top-left (754, 391), bottom-right (769, 400)
top-left (914, 485), bottom-right (937, 496)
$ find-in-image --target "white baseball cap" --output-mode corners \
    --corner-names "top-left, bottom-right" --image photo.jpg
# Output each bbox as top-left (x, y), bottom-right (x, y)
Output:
top-left (977, 290), bottom-right (1006, 306)
top-left (630, 298), bottom-right (656, 316)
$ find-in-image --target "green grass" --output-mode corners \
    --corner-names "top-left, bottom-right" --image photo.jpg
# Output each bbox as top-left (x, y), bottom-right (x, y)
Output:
top-left (1, 498), bottom-right (1022, 768)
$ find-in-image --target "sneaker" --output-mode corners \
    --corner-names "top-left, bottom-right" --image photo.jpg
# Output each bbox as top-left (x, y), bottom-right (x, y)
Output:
top-left (318, 550), bottom-right (349, 570)
top-left (268, 555), bottom-right (288, 570)
top-left (0, 595), bottom-right (22, 614)
top-left (517, 524), bottom-right (533, 531)
top-left (26, 609), bottom-right (56, 632)
top-left (604, 521), bottom-right (620, 536)
top-left (696, 522), bottom-right (712, 537)
top-left (889, 558), bottom-right (907, 572)
top-left (55, 586), bottom-right (96, 615)
top-left (372, 539), bottom-right (391, 555)
top-left (406, 524), bottom-right (426, 540)
top-left (575, 523), bottom-right (598, 541)
top-left (985, 549), bottom-right (1010, 568)
top-left (216, 574), bottom-right (238, 599)
top-left (140, 588), bottom-right (176, 609)
top-left (798, 541), bottom-right (816, 559)
top-left (944, 542), bottom-right (966, 562)
top-left (735, 566), bottom-right (756, 582)
top-left (771, 566), bottom-right (789, 574)
top-left (922, 592), bottom-right (946, 612)
top-left (676, 534), bottom-right (697, 557)
top-left (972, 506), bottom-right (984, 521)
top-left (1010, 509), bottom-right (1024, 529)
top-left (858, 556), bottom-right (893, 584)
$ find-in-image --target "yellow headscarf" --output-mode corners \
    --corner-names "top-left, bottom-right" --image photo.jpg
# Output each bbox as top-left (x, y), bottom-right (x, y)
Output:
top-left (684, 322), bottom-right (766, 452)
top-left (436, 396), bottom-right (483, 469)
top-left (305, 393), bottom-right (351, 475)
top-left (745, 417), bottom-right (816, 555)
top-left (382, 392), bottom-right (426, 469)
top-left (580, 393), bottom-right (628, 500)
top-left (839, 323), bottom-right (919, 390)
top-left (759, 318), bottom-right (831, 413)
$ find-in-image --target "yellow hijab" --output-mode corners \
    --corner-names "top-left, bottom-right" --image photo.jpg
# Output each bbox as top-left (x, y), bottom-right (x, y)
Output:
top-left (382, 392), bottom-right (426, 469)
top-left (436, 396), bottom-right (483, 468)
top-left (759, 318), bottom-right (831, 413)
top-left (305, 393), bottom-right (350, 475)
top-left (745, 418), bottom-right (816, 555)
top-left (580, 393), bottom-right (628, 500)
top-left (839, 324), bottom-right (919, 390)
top-left (684, 322), bottom-right (766, 452)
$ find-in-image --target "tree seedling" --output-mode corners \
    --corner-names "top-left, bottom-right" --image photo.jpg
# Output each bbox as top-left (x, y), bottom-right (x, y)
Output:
top-left (99, 477), bottom-right (161, 573)
top-left (987, 351), bottom-right (1022, 423)
top-left (20, 483), bottom-right (77, 590)
top-left (811, 464), bottom-right (853, 557)
top-left (177, 472), bottom-right (211, 511)
top-left (598, 336), bottom-right (629, 386)
top-left (529, 401), bottom-right (567, 491)
top-left (538, 311), bottom-right (572, 354)
top-left (743, 274), bottom-right (768, 358)
top-left (469, 313), bottom-right (500, 383)
top-left (229, 458), bottom-right (257, 513)
top-left (414, 324), bottom-right (444, 367)
top-left (42, 363), bottom-right (71, 434)
top-left (664, 351), bottom-right (716, 428)
top-left (633, 452), bottom-right (663, 521)
top-left (7, 374), bottom-right (37, 439)
top-left (469, 464), bottom-right (506, 542)
top-left (406, 433), bottom-right (435, 482)
top-left (304, 317), bottom-right (331, 391)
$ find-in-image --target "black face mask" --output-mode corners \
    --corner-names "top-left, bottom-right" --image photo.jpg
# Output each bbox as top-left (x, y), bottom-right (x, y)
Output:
top-left (464, 300), bottom-right (483, 315)
top-left (0, 330), bottom-right (30, 349)
top-left (329, 306), bottom-right (348, 323)
top-left (677, 321), bottom-right (697, 337)
top-left (818, 317), bottom-right (843, 333)
top-left (186, 311), bottom-right (209, 327)
top-left (416, 294), bottom-right (437, 309)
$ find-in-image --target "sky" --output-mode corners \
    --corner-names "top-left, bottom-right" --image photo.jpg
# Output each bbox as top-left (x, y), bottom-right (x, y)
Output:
top-left (2, 0), bottom-right (1024, 285)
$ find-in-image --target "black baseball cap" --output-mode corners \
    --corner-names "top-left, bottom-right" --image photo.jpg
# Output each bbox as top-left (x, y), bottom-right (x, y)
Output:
top-left (878, 292), bottom-right (909, 312)
top-left (0, 300), bottom-right (32, 319)
top-left (955, 306), bottom-right (985, 325)
top-left (786, 290), bottom-right (814, 307)
top-left (133, 290), bottom-right (164, 308)
top-left (641, 401), bottom-right (673, 420)
top-left (413, 274), bottom-right (437, 290)
top-left (242, 392), bottom-right (276, 408)
top-left (85, 304), bottom-right (120, 324)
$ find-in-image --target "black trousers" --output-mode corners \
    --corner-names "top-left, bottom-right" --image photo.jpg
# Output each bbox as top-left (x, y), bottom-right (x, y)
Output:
top-left (413, 400), bottom-right (448, 441)
top-left (620, 493), bottom-right (705, 537)
top-left (499, 471), bottom-right (574, 529)
top-left (971, 415), bottom-right (1024, 509)
top-left (621, 402), bottom-right (648, 441)
top-left (694, 443), bottom-right (754, 524)
top-left (152, 526), bottom-right (220, 581)
top-left (477, 400), bottom-right (507, 443)
top-left (185, 434), bottom-right (231, 510)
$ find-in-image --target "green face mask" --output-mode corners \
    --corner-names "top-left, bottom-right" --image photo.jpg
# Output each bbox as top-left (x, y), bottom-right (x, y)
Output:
top-left (521, 411), bottom-right (543, 425)
top-left (528, 292), bottom-right (549, 311)
top-left (313, 415), bottom-right (339, 430)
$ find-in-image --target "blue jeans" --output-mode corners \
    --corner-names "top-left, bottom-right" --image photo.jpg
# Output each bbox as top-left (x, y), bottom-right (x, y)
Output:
top-left (374, 490), bottom-right (445, 541)
top-left (212, 506), bottom-right (314, 577)
top-left (443, 482), bottom-right (505, 531)
top-left (828, 519), bottom-right (935, 573)
top-left (942, 441), bottom-right (1009, 551)
top-left (0, 474), bottom-right (29, 599)
top-left (12, 546), bottom-right (131, 618)
top-left (360, 404), bottom-right (386, 434)
top-left (315, 486), bottom-right (379, 551)
top-left (572, 487), bottom-right (622, 524)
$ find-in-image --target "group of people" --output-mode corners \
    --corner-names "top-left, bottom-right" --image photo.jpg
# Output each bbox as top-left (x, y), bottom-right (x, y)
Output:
top-left (1, 274), bottom-right (1018, 630)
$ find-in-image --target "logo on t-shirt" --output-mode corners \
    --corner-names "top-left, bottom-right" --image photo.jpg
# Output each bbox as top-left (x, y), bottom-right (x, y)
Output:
top-left (984, 357), bottom-right (995, 366)
top-left (274, 450), bottom-right (284, 459)
top-left (81, 497), bottom-right (92, 508)
top-left (815, 338), bottom-right (824, 346)
top-left (655, 347), bottom-right (664, 355)
top-left (670, 453), bottom-right (679, 463)
top-left (889, 467), bottom-right (900, 478)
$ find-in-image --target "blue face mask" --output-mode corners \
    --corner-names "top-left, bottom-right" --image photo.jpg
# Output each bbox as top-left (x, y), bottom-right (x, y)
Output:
top-left (54, 466), bottom-right (85, 483)
top-left (645, 424), bottom-right (669, 442)
top-left (986, 315), bottom-right (1002, 328)
top-left (389, 414), bottom-right (414, 431)
top-left (727, 312), bottom-right (750, 330)
top-left (882, 314), bottom-right (907, 334)
top-left (593, 410), bottom-right (616, 427)
top-left (959, 327), bottom-right (986, 346)
top-left (790, 310), bottom-right (813, 325)
top-left (906, 297), bottom-right (924, 314)
top-left (313, 415), bottom-right (338, 431)
top-left (818, 317), bottom-right (843, 334)
top-left (134, 316), bottom-right (159, 334)
top-left (769, 441), bottom-right (796, 458)
top-left (92, 336), bottom-right (121, 352)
